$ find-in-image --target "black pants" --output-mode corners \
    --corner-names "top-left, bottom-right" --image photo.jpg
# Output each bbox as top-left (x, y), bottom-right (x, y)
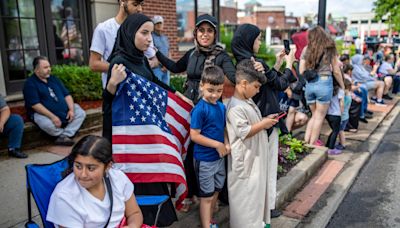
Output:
top-left (325, 115), bottom-right (341, 149)
top-left (346, 100), bottom-right (361, 130)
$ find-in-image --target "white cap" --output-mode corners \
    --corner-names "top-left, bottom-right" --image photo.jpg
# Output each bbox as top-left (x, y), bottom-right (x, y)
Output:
top-left (301, 23), bottom-right (309, 30)
top-left (152, 15), bottom-right (164, 24)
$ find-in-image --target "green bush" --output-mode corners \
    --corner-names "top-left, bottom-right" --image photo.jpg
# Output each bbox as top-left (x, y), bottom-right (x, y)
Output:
top-left (51, 65), bottom-right (102, 101)
top-left (170, 75), bottom-right (186, 93)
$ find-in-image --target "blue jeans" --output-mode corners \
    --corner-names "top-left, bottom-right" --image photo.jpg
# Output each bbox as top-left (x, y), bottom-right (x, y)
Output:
top-left (354, 86), bottom-right (368, 118)
top-left (153, 66), bottom-right (170, 85)
top-left (305, 75), bottom-right (333, 104)
top-left (0, 114), bottom-right (24, 149)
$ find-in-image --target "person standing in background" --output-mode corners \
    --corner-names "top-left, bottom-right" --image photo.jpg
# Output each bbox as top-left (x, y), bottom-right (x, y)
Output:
top-left (89, 0), bottom-right (144, 88)
top-left (151, 15), bottom-right (171, 85)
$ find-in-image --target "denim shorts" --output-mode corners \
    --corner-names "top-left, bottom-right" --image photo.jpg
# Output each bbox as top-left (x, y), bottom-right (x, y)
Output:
top-left (305, 75), bottom-right (333, 104)
top-left (340, 119), bottom-right (349, 131)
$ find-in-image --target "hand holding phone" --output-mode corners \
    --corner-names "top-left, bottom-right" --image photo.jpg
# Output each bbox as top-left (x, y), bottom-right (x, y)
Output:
top-left (283, 39), bottom-right (290, 55)
top-left (275, 112), bottom-right (287, 120)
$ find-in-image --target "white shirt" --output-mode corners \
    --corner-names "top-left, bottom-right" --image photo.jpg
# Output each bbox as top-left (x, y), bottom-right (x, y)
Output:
top-left (47, 168), bottom-right (134, 228)
top-left (90, 18), bottom-right (120, 89)
top-left (328, 89), bottom-right (345, 116)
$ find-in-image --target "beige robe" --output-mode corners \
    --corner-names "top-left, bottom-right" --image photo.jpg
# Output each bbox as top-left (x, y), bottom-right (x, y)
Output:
top-left (226, 97), bottom-right (270, 228)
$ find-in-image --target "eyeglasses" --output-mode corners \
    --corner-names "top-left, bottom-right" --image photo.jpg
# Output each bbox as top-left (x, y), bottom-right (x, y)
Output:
top-left (48, 87), bottom-right (58, 102)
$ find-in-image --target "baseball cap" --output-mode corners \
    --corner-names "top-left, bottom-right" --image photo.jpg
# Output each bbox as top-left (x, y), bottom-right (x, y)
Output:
top-left (301, 23), bottom-right (309, 30)
top-left (152, 15), bottom-right (164, 24)
top-left (195, 14), bottom-right (217, 28)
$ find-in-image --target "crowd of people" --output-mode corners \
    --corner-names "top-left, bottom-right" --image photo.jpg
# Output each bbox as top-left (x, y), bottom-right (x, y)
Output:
top-left (2, 0), bottom-right (400, 227)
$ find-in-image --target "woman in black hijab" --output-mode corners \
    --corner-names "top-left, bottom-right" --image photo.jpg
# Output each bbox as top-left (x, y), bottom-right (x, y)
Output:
top-left (102, 13), bottom-right (178, 226)
top-left (231, 23), bottom-right (297, 218)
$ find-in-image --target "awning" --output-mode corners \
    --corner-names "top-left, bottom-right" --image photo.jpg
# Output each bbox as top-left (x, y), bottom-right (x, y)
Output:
top-left (328, 25), bottom-right (337, 34)
top-left (365, 30), bottom-right (399, 36)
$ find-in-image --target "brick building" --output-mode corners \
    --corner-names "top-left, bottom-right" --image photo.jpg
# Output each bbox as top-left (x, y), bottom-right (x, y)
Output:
top-left (0, 0), bottom-right (222, 97)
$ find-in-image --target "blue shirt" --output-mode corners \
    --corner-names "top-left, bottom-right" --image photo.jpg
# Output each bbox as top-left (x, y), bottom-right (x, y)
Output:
top-left (152, 32), bottom-right (169, 57)
top-left (23, 74), bottom-right (70, 124)
top-left (191, 99), bottom-right (226, 161)
top-left (341, 94), bottom-right (352, 121)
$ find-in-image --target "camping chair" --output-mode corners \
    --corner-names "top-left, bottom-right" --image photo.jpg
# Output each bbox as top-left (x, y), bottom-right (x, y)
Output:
top-left (25, 158), bottom-right (170, 228)
top-left (25, 157), bottom-right (69, 228)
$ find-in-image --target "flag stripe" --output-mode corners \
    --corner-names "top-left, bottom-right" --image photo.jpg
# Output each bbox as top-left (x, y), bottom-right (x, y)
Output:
top-left (167, 106), bottom-right (190, 130)
top-left (168, 92), bottom-right (192, 112)
top-left (113, 144), bottom-right (183, 162)
top-left (112, 135), bottom-right (179, 152)
top-left (113, 153), bottom-right (184, 168)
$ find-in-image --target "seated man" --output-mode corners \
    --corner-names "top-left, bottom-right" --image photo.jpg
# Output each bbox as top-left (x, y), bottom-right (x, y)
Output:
top-left (23, 56), bottom-right (86, 146)
top-left (351, 54), bottom-right (385, 105)
top-left (378, 54), bottom-right (400, 97)
top-left (0, 94), bottom-right (27, 158)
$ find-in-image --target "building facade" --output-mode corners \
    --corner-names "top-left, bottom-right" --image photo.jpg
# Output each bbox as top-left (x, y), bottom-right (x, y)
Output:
top-left (0, 0), bottom-right (221, 97)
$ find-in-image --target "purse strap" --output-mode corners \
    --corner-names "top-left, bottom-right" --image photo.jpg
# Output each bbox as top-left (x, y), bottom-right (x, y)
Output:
top-left (104, 175), bottom-right (113, 228)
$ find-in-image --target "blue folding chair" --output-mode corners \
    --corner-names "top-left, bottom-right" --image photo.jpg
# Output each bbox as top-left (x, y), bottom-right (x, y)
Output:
top-left (25, 157), bottom-right (69, 228)
top-left (25, 157), bottom-right (170, 228)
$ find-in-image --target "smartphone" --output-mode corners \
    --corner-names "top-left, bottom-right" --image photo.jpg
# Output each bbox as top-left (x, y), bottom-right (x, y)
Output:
top-left (275, 112), bottom-right (287, 120)
top-left (283, 39), bottom-right (290, 55)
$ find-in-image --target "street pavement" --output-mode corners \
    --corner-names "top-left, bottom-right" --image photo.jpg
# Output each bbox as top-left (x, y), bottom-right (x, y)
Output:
top-left (327, 114), bottom-right (400, 228)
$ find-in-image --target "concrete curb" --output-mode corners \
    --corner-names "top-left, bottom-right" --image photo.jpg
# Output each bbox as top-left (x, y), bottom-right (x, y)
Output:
top-left (298, 101), bottom-right (400, 228)
top-left (170, 146), bottom-right (328, 227)
top-left (276, 147), bottom-right (327, 209)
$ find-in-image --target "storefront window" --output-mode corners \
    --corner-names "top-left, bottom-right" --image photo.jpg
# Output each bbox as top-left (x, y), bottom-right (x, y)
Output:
top-left (197, 0), bottom-right (212, 15)
top-left (0, 0), bottom-right (40, 81)
top-left (176, 0), bottom-right (195, 51)
top-left (51, 0), bottom-right (84, 65)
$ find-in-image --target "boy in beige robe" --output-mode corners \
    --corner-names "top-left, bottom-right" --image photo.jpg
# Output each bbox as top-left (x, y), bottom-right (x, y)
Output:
top-left (226, 60), bottom-right (279, 228)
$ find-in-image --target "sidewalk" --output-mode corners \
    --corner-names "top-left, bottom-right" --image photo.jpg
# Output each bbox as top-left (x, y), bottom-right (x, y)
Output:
top-left (0, 99), bottom-right (397, 228)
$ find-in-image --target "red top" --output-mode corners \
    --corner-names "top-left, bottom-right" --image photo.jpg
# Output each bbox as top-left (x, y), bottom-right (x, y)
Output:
top-left (292, 31), bottom-right (308, 60)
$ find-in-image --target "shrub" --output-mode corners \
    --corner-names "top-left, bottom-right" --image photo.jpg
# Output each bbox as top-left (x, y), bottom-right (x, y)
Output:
top-left (170, 75), bottom-right (186, 93)
top-left (51, 65), bottom-right (102, 101)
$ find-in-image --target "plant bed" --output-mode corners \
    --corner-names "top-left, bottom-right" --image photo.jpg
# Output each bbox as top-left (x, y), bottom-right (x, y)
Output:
top-left (278, 134), bottom-right (312, 179)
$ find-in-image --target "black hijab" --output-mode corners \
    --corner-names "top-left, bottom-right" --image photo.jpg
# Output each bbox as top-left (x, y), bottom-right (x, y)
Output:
top-left (108, 13), bottom-right (152, 64)
top-left (231, 23), bottom-right (261, 62)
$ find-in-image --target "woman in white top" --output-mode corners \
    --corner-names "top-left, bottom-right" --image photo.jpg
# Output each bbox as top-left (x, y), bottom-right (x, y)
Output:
top-left (47, 135), bottom-right (143, 228)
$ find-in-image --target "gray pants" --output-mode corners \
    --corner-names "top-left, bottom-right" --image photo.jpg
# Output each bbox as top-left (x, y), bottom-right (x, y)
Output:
top-left (33, 104), bottom-right (86, 137)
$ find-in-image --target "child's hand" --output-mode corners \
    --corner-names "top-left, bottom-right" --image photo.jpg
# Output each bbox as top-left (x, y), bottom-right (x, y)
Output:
top-left (262, 115), bottom-right (279, 129)
top-left (224, 143), bottom-right (231, 156)
top-left (216, 142), bottom-right (227, 158)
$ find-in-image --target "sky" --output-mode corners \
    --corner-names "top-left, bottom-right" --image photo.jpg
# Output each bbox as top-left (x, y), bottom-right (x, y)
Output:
top-left (234, 0), bottom-right (375, 17)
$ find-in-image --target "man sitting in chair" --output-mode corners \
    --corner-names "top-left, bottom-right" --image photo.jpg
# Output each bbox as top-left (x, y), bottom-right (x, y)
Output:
top-left (23, 56), bottom-right (86, 146)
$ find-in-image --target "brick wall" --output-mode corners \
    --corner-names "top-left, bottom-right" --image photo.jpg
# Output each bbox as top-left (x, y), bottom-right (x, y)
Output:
top-left (255, 11), bottom-right (286, 29)
top-left (220, 6), bottom-right (237, 25)
top-left (142, 0), bottom-right (181, 60)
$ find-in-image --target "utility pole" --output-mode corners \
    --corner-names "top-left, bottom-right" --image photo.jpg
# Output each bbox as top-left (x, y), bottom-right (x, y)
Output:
top-left (318, 0), bottom-right (326, 28)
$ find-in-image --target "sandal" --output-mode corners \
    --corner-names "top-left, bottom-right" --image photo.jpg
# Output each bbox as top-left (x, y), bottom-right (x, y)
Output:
top-left (177, 199), bottom-right (192, 213)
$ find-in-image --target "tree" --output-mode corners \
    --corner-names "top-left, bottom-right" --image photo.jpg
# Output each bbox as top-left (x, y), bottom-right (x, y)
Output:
top-left (373, 0), bottom-right (400, 32)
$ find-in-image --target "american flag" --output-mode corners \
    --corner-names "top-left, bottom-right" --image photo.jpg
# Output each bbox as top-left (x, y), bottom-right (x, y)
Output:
top-left (111, 72), bottom-right (191, 209)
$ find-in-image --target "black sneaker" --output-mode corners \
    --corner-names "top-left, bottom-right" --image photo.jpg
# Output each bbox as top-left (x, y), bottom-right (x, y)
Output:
top-left (54, 136), bottom-right (75, 146)
top-left (359, 118), bottom-right (368, 124)
top-left (8, 148), bottom-right (28, 159)
top-left (271, 209), bottom-right (282, 218)
top-left (366, 110), bottom-right (374, 115)
top-left (365, 113), bottom-right (373, 119)
top-left (383, 94), bottom-right (393, 100)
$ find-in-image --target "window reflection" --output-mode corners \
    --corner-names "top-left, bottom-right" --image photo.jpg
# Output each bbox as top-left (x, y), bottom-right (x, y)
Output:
top-left (176, 0), bottom-right (195, 50)
top-left (197, 0), bottom-right (212, 15)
